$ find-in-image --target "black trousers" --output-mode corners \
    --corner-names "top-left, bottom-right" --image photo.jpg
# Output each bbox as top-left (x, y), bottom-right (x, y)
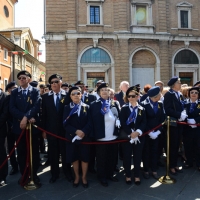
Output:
top-left (165, 125), bottom-right (182, 168)
top-left (122, 137), bottom-right (144, 178)
top-left (88, 142), bottom-right (96, 170)
top-left (157, 129), bottom-right (165, 160)
top-left (38, 131), bottom-right (45, 153)
top-left (96, 143), bottom-right (118, 181)
top-left (7, 130), bottom-right (18, 169)
top-left (15, 131), bottom-right (39, 177)
top-left (0, 136), bottom-right (8, 180)
top-left (48, 138), bottom-right (72, 178)
top-left (143, 136), bottom-right (159, 172)
top-left (183, 127), bottom-right (200, 167)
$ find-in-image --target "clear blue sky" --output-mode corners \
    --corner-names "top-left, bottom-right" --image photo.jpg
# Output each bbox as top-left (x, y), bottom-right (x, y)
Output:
top-left (15, 0), bottom-right (45, 62)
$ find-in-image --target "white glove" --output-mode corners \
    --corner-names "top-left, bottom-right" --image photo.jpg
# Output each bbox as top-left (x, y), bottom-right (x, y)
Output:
top-left (149, 131), bottom-right (157, 139)
top-left (72, 135), bottom-right (82, 143)
top-left (179, 110), bottom-right (188, 121)
top-left (129, 136), bottom-right (140, 144)
top-left (115, 119), bottom-right (121, 128)
top-left (154, 130), bottom-right (161, 136)
top-left (187, 118), bottom-right (197, 128)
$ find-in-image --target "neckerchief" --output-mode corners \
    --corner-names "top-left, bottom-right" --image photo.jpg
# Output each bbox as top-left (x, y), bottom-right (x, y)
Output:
top-left (100, 98), bottom-right (110, 115)
top-left (189, 102), bottom-right (196, 113)
top-left (126, 105), bottom-right (138, 125)
top-left (149, 98), bottom-right (158, 114)
top-left (63, 103), bottom-right (79, 124)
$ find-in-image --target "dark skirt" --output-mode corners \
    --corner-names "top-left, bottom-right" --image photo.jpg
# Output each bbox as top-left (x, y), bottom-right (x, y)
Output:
top-left (66, 141), bottom-right (90, 163)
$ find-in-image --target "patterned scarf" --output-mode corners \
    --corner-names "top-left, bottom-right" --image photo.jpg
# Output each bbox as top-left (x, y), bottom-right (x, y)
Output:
top-left (100, 98), bottom-right (110, 115)
top-left (63, 103), bottom-right (79, 124)
top-left (126, 106), bottom-right (138, 125)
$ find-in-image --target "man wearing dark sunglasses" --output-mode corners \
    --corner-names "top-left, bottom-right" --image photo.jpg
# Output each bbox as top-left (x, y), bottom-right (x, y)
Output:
top-left (9, 70), bottom-right (41, 186)
top-left (41, 74), bottom-right (73, 184)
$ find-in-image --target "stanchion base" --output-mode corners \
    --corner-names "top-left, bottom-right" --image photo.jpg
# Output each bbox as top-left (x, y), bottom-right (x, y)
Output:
top-left (159, 175), bottom-right (176, 184)
top-left (24, 181), bottom-right (41, 190)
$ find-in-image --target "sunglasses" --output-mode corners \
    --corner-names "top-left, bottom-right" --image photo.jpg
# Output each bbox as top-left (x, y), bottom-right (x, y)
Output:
top-left (50, 80), bottom-right (59, 84)
top-left (71, 92), bottom-right (81, 96)
top-left (190, 91), bottom-right (199, 94)
top-left (18, 76), bottom-right (26, 80)
top-left (128, 95), bottom-right (137, 98)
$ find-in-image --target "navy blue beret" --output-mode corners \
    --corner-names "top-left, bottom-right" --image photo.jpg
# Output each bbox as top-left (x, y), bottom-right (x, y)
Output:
top-left (126, 85), bottom-right (140, 96)
top-left (48, 74), bottom-right (62, 84)
top-left (66, 86), bottom-right (81, 104)
top-left (189, 87), bottom-right (199, 93)
top-left (17, 70), bottom-right (31, 78)
top-left (167, 76), bottom-right (179, 86)
top-left (194, 81), bottom-right (200, 87)
top-left (6, 81), bottom-right (17, 91)
top-left (74, 80), bottom-right (84, 86)
top-left (29, 81), bottom-right (38, 87)
top-left (97, 83), bottom-right (109, 92)
top-left (62, 82), bottom-right (69, 87)
top-left (147, 86), bottom-right (160, 97)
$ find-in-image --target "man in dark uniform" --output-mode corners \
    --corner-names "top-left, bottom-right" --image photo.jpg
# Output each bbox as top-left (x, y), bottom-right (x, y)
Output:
top-left (74, 80), bottom-right (97, 173)
top-left (9, 70), bottom-right (41, 185)
top-left (61, 82), bottom-right (69, 92)
top-left (0, 89), bottom-right (9, 186)
top-left (41, 74), bottom-right (73, 183)
top-left (29, 81), bottom-right (38, 88)
top-left (6, 81), bottom-right (19, 175)
top-left (164, 76), bottom-right (187, 175)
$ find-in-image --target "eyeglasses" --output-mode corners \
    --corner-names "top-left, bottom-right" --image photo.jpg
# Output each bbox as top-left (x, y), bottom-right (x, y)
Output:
top-left (50, 80), bottom-right (59, 84)
top-left (128, 95), bottom-right (137, 98)
top-left (71, 92), bottom-right (81, 96)
top-left (190, 91), bottom-right (199, 95)
top-left (18, 76), bottom-right (26, 80)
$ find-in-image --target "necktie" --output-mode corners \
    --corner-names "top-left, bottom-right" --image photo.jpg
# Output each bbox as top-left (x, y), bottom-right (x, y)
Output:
top-left (189, 103), bottom-right (196, 113)
top-left (63, 103), bottom-right (79, 124)
top-left (22, 90), bottom-right (27, 100)
top-left (100, 98), bottom-right (110, 115)
top-left (126, 106), bottom-right (137, 125)
top-left (150, 99), bottom-right (158, 114)
top-left (56, 93), bottom-right (60, 112)
top-left (175, 91), bottom-right (179, 101)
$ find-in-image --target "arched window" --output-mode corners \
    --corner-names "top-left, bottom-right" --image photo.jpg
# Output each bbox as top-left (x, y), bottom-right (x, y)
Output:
top-left (174, 50), bottom-right (199, 64)
top-left (25, 41), bottom-right (30, 52)
top-left (81, 48), bottom-right (111, 63)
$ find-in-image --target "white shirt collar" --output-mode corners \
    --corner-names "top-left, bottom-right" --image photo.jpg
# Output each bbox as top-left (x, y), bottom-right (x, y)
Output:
top-left (18, 85), bottom-right (32, 92)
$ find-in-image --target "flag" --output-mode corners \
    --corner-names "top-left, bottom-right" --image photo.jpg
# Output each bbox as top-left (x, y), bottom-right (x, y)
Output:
top-left (22, 50), bottom-right (29, 55)
top-left (12, 51), bottom-right (19, 55)
top-left (38, 50), bottom-right (42, 56)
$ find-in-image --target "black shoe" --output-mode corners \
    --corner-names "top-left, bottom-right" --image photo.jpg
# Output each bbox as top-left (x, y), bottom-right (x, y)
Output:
top-left (109, 176), bottom-right (118, 182)
top-left (143, 172), bottom-right (150, 179)
top-left (89, 168), bottom-right (96, 174)
top-left (100, 180), bottom-right (108, 187)
top-left (175, 168), bottom-right (183, 173)
top-left (33, 175), bottom-right (40, 184)
top-left (126, 180), bottom-right (132, 185)
top-left (9, 168), bottom-right (18, 175)
top-left (157, 161), bottom-right (164, 167)
top-left (49, 176), bottom-right (58, 183)
top-left (82, 182), bottom-right (88, 188)
top-left (134, 180), bottom-right (141, 186)
top-left (44, 159), bottom-right (50, 166)
top-left (169, 170), bottom-right (177, 176)
top-left (183, 165), bottom-right (193, 169)
top-left (152, 173), bottom-right (159, 180)
top-left (73, 182), bottom-right (79, 188)
top-left (114, 166), bottom-right (120, 172)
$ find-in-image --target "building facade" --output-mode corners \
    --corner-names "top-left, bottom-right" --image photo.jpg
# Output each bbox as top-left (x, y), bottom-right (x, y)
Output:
top-left (0, 0), bottom-right (46, 90)
top-left (45, 0), bottom-right (200, 89)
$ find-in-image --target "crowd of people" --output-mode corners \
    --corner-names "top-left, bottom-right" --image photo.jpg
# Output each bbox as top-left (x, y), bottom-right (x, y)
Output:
top-left (0, 70), bottom-right (200, 189)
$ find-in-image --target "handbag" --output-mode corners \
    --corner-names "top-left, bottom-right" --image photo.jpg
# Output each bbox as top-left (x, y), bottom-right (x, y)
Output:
top-left (117, 128), bottom-right (130, 140)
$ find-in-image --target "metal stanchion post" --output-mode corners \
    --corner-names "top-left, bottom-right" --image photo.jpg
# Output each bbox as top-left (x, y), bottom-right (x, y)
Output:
top-left (159, 116), bottom-right (176, 184)
top-left (24, 123), bottom-right (41, 190)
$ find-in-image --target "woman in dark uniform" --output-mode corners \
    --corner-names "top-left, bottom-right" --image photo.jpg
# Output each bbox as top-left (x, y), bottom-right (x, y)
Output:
top-left (140, 86), bottom-right (165, 180)
top-left (89, 83), bottom-right (120, 187)
top-left (183, 87), bottom-right (200, 171)
top-left (120, 86), bottom-right (146, 185)
top-left (63, 86), bottom-right (90, 188)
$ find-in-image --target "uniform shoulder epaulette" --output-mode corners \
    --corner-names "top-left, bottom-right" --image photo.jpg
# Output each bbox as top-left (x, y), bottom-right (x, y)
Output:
top-left (142, 98), bottom-right (150, 105)
top-left (138, 104), bottom-right (144, 110)
top-left (122, 103), bottom-right (129, 108)
top-left (158, 100), bottom-right (163, 104)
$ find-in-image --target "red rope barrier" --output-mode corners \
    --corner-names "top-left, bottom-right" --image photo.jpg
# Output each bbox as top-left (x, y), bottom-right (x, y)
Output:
top-left (176, 121), bottom-right (200, 126)
top-left (0, 129), bottom-right (25, 170)
top-left (33, 122), bottom-right (164, 145)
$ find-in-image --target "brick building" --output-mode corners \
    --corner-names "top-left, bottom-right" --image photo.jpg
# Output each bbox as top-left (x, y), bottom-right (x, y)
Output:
top-left (0, 0), bottom-right (46, 91)
top-left (44, 0), bottom-right (200, 89)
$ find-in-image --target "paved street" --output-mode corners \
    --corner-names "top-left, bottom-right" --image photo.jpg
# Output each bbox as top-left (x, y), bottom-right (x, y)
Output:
top-left (1, 154), bottom-right (200, 200)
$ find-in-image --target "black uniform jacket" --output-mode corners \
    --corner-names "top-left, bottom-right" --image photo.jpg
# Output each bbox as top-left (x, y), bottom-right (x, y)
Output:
top-left (0, 92), bottom-right (9, 137)
top-left (9, 86), bottom-right (41, 134)
top-left (114, 91), bottom-right (125, 107)
top-left (63, 102), bottom-right (91, 142)
top-left (82, 92), bottom-right (96, 105)
top-left (89, 99), bottom-right (120, 140)
top-left (140, 97), bottom-right (165, 132)
top-left (41, 90), bottom-right (67, 139)
top-left (120, 103), bottom-right (146, 136)
top-left (164, 89), bottom-right (184, 119)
